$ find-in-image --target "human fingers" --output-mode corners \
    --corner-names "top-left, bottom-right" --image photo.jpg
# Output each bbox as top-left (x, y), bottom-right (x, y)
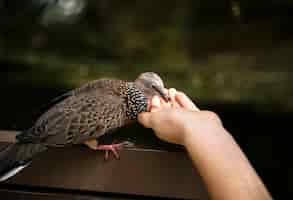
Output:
top-left (138, 112), bottom-right (152, 128)
top-left (150, 96), bottom-right (161, 112)
top-left (175, 91), bottom-right (200, 111)
top-left (168, 88), bottom-right (181, 108)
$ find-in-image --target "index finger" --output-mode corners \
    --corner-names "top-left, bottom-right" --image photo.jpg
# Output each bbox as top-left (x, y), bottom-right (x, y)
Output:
top-left (175, 91), bottom-right (200, 111)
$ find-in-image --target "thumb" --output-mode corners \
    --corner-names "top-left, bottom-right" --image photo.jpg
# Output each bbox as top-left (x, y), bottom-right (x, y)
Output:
top-left (138, 112), bottom-right (153, 128)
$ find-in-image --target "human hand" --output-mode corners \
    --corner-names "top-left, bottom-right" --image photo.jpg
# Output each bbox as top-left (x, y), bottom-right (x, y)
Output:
top-left (138, 89), bottom-right (223, 146)
top-left (139, 89), bottom-right (272, 200)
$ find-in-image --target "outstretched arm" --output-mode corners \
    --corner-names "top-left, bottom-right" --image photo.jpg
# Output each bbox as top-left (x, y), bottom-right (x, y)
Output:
top-left (138, 89), bottom-right (272, 200)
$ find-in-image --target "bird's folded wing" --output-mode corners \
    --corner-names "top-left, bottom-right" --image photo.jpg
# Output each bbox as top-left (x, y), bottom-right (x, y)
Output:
top-left (17, 92), bottom-right (126, 147)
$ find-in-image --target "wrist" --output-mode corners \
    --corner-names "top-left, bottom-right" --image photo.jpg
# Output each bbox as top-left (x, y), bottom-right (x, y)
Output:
top-left (181, 111), bottom-right (225, 147)
top-left (180, 113), bottom-right (199, 147)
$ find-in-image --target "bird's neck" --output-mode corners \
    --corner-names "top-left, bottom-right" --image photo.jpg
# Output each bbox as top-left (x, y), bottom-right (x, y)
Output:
top-left (124, 84), bottom-right (148, 120)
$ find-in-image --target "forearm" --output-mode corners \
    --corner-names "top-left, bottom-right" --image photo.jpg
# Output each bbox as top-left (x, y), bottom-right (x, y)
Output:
top-left (184, 123), bottom-right (272, 200)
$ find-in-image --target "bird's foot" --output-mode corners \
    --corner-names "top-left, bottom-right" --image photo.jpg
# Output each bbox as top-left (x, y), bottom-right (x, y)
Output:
top-left (96, 141), bottom-right (135, 160)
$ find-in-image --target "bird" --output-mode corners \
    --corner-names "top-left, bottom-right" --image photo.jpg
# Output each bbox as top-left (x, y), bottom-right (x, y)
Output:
top-left (0, 72), bottom-right (169, 181)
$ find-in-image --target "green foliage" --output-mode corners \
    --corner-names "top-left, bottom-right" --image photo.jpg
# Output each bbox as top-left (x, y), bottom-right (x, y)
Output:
top-left (1, 0), bottom-right (292, 112)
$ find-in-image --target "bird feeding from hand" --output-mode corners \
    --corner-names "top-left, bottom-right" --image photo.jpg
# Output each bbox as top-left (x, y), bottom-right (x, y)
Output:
top-left (0, 72), bottom-right (169, 181)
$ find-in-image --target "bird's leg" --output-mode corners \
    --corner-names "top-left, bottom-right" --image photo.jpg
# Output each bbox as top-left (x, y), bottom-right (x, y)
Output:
top-left (96, 143), bottom-right (123, 160)
top-left (84, 139), bottom-right (134, 160)
top-left (96, 141), bottom-right (135, 160)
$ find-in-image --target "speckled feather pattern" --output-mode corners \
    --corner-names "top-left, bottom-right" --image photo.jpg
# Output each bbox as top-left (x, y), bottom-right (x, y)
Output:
top-left (16, 79), bottom-right (149, 147)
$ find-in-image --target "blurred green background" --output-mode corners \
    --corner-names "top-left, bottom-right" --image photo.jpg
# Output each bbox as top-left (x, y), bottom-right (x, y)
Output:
top-left (0, 0), bottom-right (291, 198)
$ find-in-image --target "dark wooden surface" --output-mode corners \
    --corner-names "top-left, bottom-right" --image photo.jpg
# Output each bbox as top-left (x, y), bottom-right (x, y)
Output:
top-left (0, 188), bottom-right (184, 200)
top-left (0, 188), bottom-right (149, 200)
top-left (0, 131), bottom-right (209, 199)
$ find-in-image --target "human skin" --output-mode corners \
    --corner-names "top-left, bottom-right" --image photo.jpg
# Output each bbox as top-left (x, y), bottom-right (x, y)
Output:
top-left (138, 89), bottom-right (272, 200)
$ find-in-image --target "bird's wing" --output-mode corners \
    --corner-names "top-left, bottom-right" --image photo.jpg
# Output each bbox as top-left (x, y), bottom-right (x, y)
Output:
top-left (33, 90), bottom-right (74, 119)
top-left (17, 92), bottom-right (126, 146)
top-left (72, 79), bottom-right (123, 96)
top-left (33, 79), bottom-right (120, 120)
top-left (33, 79), bottom-right (121, 119)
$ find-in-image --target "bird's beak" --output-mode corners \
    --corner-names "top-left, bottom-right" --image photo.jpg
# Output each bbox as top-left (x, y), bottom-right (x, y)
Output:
top-left (152, 85), bottom-right (170, 102)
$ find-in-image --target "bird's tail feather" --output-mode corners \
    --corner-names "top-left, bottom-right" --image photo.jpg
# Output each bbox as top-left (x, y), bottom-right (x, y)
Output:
top-left (0, 142), bottom-right (47, 181)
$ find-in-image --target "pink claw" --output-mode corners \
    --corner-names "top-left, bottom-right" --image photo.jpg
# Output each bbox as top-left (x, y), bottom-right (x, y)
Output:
top-left (95, 143), bottom-right (125, 160)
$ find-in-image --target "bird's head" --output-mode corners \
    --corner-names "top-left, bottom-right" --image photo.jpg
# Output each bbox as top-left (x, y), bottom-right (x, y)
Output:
top-left (134, 72), bottom-right (169, 102)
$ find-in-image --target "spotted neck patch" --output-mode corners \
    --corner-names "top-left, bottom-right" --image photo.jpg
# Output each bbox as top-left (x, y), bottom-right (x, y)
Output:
top-left (125, 86), bottom-right (148, 120)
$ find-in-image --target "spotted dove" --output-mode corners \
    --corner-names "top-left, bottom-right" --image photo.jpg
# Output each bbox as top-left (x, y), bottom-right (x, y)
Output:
top-left (0, 72), bottom-right (169, 181)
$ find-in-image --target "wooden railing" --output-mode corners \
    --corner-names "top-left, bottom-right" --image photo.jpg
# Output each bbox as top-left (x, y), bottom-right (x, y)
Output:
top-left (0, 131), bottom-right (209, 199)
